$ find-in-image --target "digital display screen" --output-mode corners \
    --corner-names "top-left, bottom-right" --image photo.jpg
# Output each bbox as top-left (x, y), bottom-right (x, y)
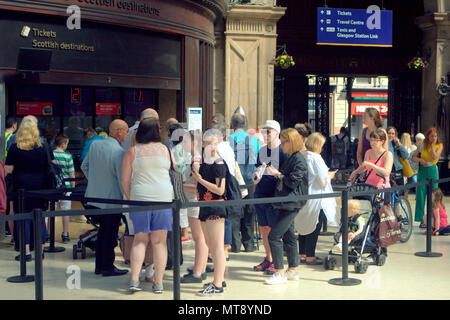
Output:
top-left (71, 87), bottom-right (81, 103)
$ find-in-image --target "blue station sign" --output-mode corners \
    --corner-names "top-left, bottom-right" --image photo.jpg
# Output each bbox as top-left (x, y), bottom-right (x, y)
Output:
top-left (316, 7), bottom-right (393, 47)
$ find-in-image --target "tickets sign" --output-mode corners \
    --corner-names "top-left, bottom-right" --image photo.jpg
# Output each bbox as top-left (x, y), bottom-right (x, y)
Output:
top-left (95, 103), bottom-right (122, 115)
top-left (16, 101), bottom-right (53, 115)
top-left (351, 102), bottom-right (388, 116)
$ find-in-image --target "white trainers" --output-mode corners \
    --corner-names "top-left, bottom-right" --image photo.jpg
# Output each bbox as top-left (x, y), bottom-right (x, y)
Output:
top-left (333, 243), bottom-right (342, 253)
top-left (145, 264), bottom-right (155, 282)
top-left (285, 270), bottom-right (299, 281)
top-left (265, 272), bottom-right (287, 285)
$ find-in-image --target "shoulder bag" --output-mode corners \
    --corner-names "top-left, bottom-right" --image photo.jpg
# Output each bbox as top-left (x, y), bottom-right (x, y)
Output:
top-left (166, 146), bottom-right (188, 203)
top-left (44, 143), bottom-right (66, 189)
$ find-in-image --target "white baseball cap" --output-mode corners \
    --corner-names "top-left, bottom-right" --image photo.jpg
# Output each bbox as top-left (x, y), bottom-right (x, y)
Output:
top-left (260, 120), bottom-right (281, 134)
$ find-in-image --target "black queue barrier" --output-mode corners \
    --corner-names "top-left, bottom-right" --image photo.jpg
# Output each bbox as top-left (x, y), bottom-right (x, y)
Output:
top-left (44, 200), bottom-right (66, 253)
top-left (329, 188), bottom-right (361, 286)
top-left (1, 177), bottom-right (449, 300)
top-left (6, 189), bottom-right (35, 284)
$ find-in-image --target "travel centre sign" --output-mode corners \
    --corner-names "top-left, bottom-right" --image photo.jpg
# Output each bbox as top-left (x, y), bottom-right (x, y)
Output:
top-left (316, 7), bottom-right (393, 47)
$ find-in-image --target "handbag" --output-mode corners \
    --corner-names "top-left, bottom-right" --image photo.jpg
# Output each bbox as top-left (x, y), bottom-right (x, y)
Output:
top-left (374, 204), bottom-right (401, 247)
top-left (44, 143), bottom-right (66, 189)
top-left (398, 150), bottom-right (414, 178)
top-left (119, 234), bottom-right (153, 265)
top-left (165, 146), bottom-right (188, 203)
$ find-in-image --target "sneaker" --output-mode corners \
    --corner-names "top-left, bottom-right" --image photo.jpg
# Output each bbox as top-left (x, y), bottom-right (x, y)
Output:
top-left (253, 258), bottom-right (271, 272)
top-left (61, 233), bottom-right (70, 243)
top-left (15, 253), bottom-right (32, 261)
top-left (186, 267), bottom-right (208, 280)
top-left (265, 272), bottom-right (287, 285)
top-left (182, 236), bottom-right (191, 243)
top-left (145, 264), bottom-right (155, 282)
top-left (333, 243), bottom-right (342, 253)
top-left (203, 281), bottom-right (226, 288)
top-left (285, 270), bottom-right (299, 281)
top-left (129, 280), bottom-right (143, 293)
top-left (419, 223), bottom-right (427, 229)
top-left (196, 283), bottom-right (224, 296)
top-left (152, 282), bottom-right (164, 294)
top-left (264, 263), bottom-right (276, 275)
top-left (180, 272), bottom-right (203, 283)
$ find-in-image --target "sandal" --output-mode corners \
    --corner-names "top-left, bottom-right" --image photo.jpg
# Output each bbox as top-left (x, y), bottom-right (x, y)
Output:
top-left (306, 257), bottom-right (324, 265)
top-left (299, 257), bottom-right (307, 264)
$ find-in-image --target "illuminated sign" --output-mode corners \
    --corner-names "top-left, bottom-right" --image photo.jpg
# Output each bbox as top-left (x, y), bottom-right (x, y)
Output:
top-left (95, 103), bottom-right (122, 115)
top-left (16, 101), bottom-right (53, 115)
top-left (351, 102), bottom-right (388, 116)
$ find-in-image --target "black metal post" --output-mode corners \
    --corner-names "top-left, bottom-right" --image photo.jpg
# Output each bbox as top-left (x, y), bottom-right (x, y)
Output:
top-left (33, 208), bottom-right (44, 300)
top-left (7, 189), bottom-right (34, 283)
top-left (329, 188), bottom-right (361, 286)
top-left (44, 201), bottom-right (65, 253)
top-left (172, 200), bottom-right (181, 301)
top-left (415, 178), bottom-right (443, 258)
top-left (320, 214), bottom-right (333, 236)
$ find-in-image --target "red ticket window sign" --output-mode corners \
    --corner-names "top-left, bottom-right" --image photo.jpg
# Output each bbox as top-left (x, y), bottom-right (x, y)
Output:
top-left (16, 102), bottom-right (53, 116)
top-left (95, 103), bottom-right (122, 115)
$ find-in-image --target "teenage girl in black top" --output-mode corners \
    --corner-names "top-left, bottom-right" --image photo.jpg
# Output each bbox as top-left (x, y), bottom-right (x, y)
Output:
top-left (192, 134), bottom-right (227, 296)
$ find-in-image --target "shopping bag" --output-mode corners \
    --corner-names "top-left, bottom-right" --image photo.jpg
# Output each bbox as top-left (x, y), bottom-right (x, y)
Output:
top-left (399, 157), bottom-right (414, 178)
top-left (119, 235), bottom-right (153, 265)
top-left (375, 204), bottom-right (401, 247)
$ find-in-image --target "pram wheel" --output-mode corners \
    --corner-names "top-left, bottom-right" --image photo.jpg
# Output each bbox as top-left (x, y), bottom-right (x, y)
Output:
top-left (73, 244), bottom-right (78, 260)
top-left (354, 260), bottom-right (368, 274)
top-left (81, 244), bottom-right (87, 259)
top-left (324, 256), bottom-right (337, 270)
top-left (375, 254), bottom-right (386, 266)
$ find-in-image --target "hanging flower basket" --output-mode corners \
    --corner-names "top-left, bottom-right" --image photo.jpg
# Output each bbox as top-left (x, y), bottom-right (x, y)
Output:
top-left (274, 54), bottom-right (295, 69)
top-left (408, 56), bottom-right (429, 70)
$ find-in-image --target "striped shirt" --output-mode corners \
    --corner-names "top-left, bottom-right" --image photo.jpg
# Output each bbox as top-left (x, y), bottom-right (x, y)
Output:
top-left (53, 150), bottom-right (75, 188)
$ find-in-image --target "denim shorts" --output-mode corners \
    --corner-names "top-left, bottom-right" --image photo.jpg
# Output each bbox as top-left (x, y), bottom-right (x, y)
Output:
top-left (254, 193), bottom-right (278, 228)
top-left (128, 208), bottom-right (173, 234)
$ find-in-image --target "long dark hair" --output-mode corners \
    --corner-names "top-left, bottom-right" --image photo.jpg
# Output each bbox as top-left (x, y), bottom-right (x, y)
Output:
top-left (135, 118), bottom-right (161, 144)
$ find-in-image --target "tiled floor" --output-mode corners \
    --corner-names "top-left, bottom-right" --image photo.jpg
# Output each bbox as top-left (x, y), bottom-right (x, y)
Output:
top-left (0, 196), bottom-right (449, 300)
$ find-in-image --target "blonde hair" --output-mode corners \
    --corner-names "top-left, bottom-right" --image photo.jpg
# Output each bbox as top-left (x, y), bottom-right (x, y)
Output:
top-left (305, 132), bottom-right (326, 153)
top-left (348, 200), bottom-right (360, 215)
top-left (280, 128), bottom-right (305, 154)
top-left (16, 118), bottom-right (42, 150)
top-left (400, 133), bottom-right (413, 150)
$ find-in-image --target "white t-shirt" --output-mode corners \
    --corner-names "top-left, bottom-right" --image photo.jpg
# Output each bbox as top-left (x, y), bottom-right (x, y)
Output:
top-left (217, 141), bottom-right (236, 176)
top-left (295, 151), bottom-right (338, 235)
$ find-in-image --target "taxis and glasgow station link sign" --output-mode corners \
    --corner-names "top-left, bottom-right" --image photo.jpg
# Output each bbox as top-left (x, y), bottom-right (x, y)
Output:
top-left (316, 7), bottom-right (393, 47)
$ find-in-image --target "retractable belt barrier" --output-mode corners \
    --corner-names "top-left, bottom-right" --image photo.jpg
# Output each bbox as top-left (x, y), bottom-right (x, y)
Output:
top-left (1, 177), bottom-right (449, 300)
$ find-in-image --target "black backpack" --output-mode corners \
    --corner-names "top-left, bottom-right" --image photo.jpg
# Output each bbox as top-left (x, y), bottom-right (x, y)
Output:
top-left (215, 158), bottom-right (244, 219)
top-left (44, 143), bottom-right (66, 189)
top-left (334, 135), bottom-right (346, 155)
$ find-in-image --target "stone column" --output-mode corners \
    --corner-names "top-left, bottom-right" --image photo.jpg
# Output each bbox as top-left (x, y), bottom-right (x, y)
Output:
top-left (415, 2), bottom-right (450, 139)
top-left (216, 1), bottom-right (285, 129)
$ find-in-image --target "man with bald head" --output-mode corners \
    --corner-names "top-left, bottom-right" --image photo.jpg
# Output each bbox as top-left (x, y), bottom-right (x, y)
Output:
top-left (122, 108), bottom-right (159, 151)
top-left (81, 119), bottom-right (129, 276)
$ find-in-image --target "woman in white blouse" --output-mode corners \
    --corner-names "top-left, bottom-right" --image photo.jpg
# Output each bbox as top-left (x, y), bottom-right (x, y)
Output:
top-left (294, 132), bottom-right (338, 265)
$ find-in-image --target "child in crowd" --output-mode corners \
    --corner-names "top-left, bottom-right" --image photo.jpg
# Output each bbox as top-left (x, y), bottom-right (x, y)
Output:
top-left (333, 200), bottom-right (365, 252)
top-left (424, 188), bottom-right (449, 236)
top-left (53, 133), bottom-right (75, 243)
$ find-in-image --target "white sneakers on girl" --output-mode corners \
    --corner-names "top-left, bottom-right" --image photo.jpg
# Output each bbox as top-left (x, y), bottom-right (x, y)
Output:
top-left (285, 270), bottom-right (299, 281)
top-left (265, 272), bottom-right (287, 285)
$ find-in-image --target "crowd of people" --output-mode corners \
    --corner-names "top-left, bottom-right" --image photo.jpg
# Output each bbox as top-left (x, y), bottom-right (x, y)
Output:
top-left (1, 106), bottom-right (448, 297)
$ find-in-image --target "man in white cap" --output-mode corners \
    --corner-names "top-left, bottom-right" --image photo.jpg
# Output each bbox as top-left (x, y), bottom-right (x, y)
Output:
top-left (252, 120), bottom-right (288, 275)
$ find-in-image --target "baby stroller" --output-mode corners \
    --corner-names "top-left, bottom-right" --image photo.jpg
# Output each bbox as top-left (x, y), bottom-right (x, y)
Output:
top-left (71, 179), bottom-right (99, 260)
top-left (324, 183), bottom-right (388, 274)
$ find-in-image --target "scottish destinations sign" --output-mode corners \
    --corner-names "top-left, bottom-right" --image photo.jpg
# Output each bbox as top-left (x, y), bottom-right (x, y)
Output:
top-left (317, 7), bottom-right (393, 47)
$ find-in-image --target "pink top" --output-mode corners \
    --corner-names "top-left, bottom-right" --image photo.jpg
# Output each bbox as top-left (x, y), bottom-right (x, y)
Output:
top-left (434, 204), bottom-right (448, 230)
top-left (365, 149), bottom-right (390, 190)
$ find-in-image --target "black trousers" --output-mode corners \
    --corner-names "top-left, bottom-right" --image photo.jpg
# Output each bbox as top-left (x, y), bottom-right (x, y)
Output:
top-left (88, 205), bottom-right (122, 272)
top-left (298, 210), bottom-right (325, 257)
top-left (230, 184), bottom-right (255, 252)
